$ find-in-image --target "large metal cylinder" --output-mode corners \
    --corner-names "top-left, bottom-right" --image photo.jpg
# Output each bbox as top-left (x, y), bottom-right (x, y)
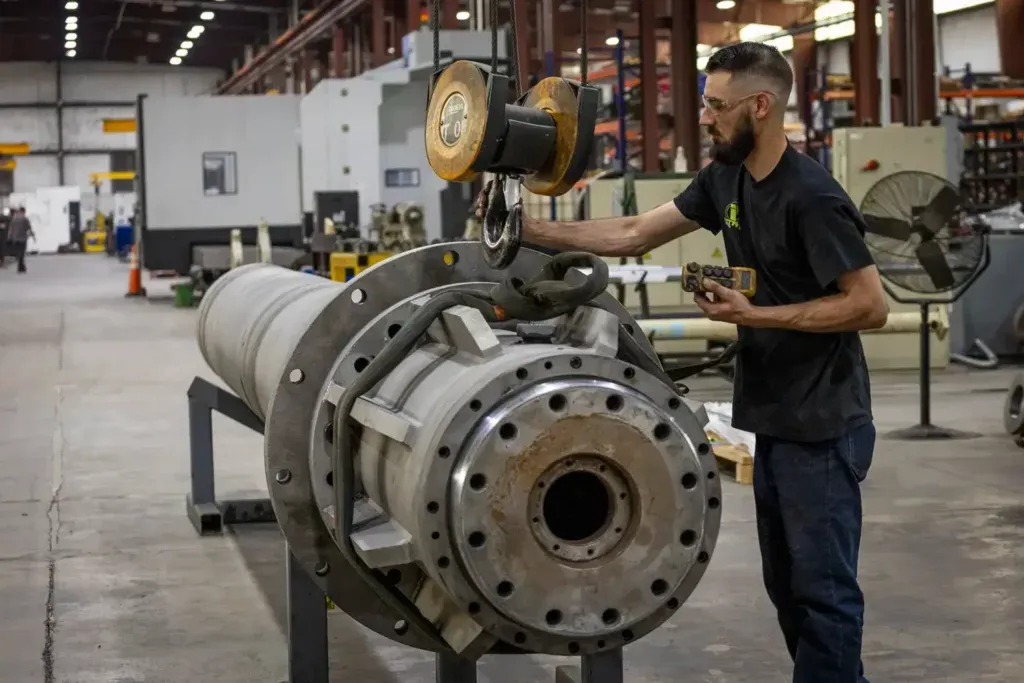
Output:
top-left (195, 244), bottom-right (722, 659)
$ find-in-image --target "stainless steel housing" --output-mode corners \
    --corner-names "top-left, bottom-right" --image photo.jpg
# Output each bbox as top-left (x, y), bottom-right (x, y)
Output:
top-left (195, 243), bottom-right (723, 658)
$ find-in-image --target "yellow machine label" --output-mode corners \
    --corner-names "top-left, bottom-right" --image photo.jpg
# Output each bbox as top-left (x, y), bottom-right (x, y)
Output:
top-left (711, 247), bottom-right (724, 260)
top-left (0, 143), bottom-right (30, 156)
top-left (326, 597), bottom-right (336, 610)
top-left (103, 118), bottom-right (137, 134)
top-left (723, 202), bottom-right (740, 230)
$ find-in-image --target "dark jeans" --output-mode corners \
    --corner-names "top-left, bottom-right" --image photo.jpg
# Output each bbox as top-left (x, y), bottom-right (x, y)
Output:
top-left (754, 422), bottom-right (875, 683)
top-left (10, 240), bottom-right (26, 272)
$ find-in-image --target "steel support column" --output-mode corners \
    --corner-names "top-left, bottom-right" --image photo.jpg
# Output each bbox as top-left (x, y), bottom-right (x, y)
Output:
top-left (792, 33), bottom-right (817, 138)
top-left (373, 0), bottom-right (388, 66)
top-left (332, 25), bottom-right (346, 77)
top-left (891, 0), bottom-right (908, 122)
top-left (442, 0), bottom-right (460, 28)
top-left (996, 0), bottom-right (1024, 78)
top-left (911, 0), bottom-right (937, 123)
top-left (852, 0), bottom-right (879, 125)
top-left (638, 0), bottom-right (660, 172)
top-left (671, 0), bottom-right (700, 172)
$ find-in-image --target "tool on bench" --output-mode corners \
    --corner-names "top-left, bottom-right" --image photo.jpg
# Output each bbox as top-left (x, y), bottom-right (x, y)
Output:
top-left (423, 0), bottom-right (599, 269)
top-left (682, 262), bottom-right (758, 298)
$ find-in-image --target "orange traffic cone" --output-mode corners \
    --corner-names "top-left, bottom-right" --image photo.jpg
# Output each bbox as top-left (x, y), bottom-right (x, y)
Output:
top-left (125, 245), bottom-right (146, 298)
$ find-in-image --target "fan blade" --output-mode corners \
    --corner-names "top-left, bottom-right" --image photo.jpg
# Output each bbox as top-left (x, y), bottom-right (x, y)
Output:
top-left (864, 214), bottom-right (914, 241)
top-left (918, 185), bottom-right (961, 235)
top-left (915, 239), bottom-right (956, 290)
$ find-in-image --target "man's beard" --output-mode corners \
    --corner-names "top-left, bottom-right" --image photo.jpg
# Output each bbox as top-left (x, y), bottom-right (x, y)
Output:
top-left (708, 113), bottom-right (756, 165)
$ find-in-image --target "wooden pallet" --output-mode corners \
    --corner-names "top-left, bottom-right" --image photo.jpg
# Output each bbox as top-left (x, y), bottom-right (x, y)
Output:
top-left (713, 444), bottom-right (754, 485)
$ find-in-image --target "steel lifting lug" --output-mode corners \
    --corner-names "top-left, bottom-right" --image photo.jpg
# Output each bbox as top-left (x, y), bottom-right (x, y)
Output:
top-left (482, 174), bottom-right (523, 270)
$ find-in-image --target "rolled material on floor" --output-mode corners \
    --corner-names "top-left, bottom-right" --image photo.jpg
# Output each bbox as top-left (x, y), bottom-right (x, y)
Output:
top-left (639, 308), bottom-right (950, 342)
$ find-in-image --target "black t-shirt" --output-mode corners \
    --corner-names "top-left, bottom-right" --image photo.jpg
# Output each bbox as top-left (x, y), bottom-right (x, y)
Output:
top-left (674, 145), bottom-right (874, 442)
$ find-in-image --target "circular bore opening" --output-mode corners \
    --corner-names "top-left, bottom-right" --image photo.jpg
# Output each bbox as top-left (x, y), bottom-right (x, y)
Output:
top-left (680, 530), bottom-right (698, 547)
top-left (470, 399), bottom-right (482, 411)
top-left (516, 367), bottom-right (528, 380)
top-left (545, 609), bottom-right (563, 626)
top-left (497, 580), bottom-right (515, 597)
top-left (350, 288), bottom-right (367, 304)
top-left (386, 323), bottom-right (403, 339)
top-left (469, 473), bottom-right (487, 491)
top-left (668, 397), bottom-right (681, 410)
top-left (542, 471), bottom-right (612, 543)
top-left (606, 394), bottom-right (623, 411)
top-left (1011, 386), bottom-right (1024, 420)
top-left (697, 442), bottom-right (711, 456)
top-left (468, 531), bottom-right (486, 548)
top-left (681, 473), bottom-right (698, 489)
top-left (602, 609), bottom-right (620, 625)
top-left (708, 497), bottom-right (720, 510)
top-left (653, 423), bottom-right (671, 441)
top-left (442, 250), bottom-right (459, 266)
top-left (353, 357), bottom-right (370, 373)
top-left (548, 394), bottom-right (567, 411)
top-left (499, 423), bottom-right (518, 440)
top-left (570, 356), bottom-right (582, 369)
top-left (650, 579), bottom-right (668, 596)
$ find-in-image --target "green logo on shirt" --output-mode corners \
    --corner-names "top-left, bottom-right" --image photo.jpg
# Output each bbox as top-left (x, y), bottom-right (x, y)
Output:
top-left (724, 202), bottom-right (740, 230)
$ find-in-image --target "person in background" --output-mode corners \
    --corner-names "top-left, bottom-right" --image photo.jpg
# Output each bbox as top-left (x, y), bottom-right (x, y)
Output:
top-left (0, 208), bottom-right (9, 267)
top-left (8, 207), bottom-right (35, 274)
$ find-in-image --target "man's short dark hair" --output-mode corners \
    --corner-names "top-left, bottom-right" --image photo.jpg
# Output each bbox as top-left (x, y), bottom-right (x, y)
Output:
top-left (705, 42), bottom-right (793, 102)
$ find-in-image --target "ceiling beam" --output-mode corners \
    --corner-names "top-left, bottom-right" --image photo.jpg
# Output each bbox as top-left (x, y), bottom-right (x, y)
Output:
top-left (85, 0), bottom-right (286, 15)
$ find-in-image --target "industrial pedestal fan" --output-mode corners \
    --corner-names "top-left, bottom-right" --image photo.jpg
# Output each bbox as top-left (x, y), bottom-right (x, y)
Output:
top-left (860, 169), bottom-right (990, 440)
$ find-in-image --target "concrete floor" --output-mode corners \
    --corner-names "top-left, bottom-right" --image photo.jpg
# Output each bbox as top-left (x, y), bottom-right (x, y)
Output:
top-left (1, 253), bottom-right (1023, 683)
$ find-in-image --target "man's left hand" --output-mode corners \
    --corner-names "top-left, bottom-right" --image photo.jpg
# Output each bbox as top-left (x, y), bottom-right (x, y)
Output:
top-left (693, 278), bottom-right (755, 324)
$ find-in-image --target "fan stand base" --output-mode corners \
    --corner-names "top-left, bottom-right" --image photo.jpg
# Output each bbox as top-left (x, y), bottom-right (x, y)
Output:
top-left (885, 423), bottom-right (981, 441)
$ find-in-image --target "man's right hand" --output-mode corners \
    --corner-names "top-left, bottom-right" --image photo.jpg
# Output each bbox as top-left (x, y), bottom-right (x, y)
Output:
top-left (473, 180), bottom-right (493, 219)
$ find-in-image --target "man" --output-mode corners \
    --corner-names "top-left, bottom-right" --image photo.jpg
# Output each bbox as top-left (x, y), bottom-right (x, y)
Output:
top-left (8, 207), bottom-right (34, 273)
top-left (478, 42), bottom-right (887, 683)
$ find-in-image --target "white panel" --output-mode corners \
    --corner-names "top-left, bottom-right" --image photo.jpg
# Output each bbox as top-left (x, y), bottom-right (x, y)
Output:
top-left (299, 85), bottom-right (330, 213)
top-left (0, 110), bottom-right (59, 149)
top-left (0, 63), bottom-right (57, 102)
top-left (143, 95), bottom-right (301, 229)
top-left (60, 62), bottom-right (222, 101)
top-left (63, 106), bottom-right (137, 150)
top-left (13, 157), bottom-right (60, 193)
top-left (817, 40), bottom-right (851, 75)
top-left (938, 5), bottom-right (1000, 72)
top-left (378, 81), bottom-right (448, 240)
top-left (64, 155), bottom-right (113, 196)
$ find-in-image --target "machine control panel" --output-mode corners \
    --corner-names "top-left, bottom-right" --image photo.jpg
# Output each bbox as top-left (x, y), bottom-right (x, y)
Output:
top-left (682, 262), bottom-right (757, 298)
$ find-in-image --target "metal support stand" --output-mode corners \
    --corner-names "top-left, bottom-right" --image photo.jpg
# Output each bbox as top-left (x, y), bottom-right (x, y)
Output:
top-left (185, 376), bottom-right (277, 534)
top-left (286, 544), bottom-right (329, 683)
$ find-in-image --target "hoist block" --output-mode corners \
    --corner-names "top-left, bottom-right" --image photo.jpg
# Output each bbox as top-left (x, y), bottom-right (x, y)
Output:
top-left (425, 60), bottom-right (600, 197)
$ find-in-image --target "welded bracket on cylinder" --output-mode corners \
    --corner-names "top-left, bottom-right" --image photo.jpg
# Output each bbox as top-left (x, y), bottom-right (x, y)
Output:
top-left (185, 376), bottom-right (276, 535)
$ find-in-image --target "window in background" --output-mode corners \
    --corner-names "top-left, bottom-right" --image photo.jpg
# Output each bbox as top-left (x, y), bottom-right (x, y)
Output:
top-left (202, 151), bottom-right (238, 196)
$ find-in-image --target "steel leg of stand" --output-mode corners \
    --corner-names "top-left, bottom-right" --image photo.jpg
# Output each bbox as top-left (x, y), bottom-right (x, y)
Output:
top-left (287, 545), bottom-right (329, 683)
top-left (554, 649), bottom-right (624, 683)
top-left (185, 393), bottom-right (222, 534)
top-left (436, 652), bottom-right (478, 682)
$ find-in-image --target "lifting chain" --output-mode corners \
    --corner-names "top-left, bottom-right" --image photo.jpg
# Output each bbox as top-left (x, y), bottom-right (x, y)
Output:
top-left (425, 0), bottom-right (598, 269)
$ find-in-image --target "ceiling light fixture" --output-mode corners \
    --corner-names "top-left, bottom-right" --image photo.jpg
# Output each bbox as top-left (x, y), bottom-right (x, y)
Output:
top-left (176, 48), bottom-right (188, 57)
top-left (181, 40), bottom-right (194, 49)
top-left (200, 11), bottom-right (214, 20)
top-left (605, 36), bottom-right (619, 46)
top-left (716, 0), bottom-right (736, 8)
top-left (66, 16), bottom-right (77, 25)
top-left (65, 32), bottom-right (77, 40)
top-left (187, 26), bottom-right (204, 39)
top-left (65, 1), bottom-right (78, 9)
top-left (65, 41), bottom-right (76, 49)
top-left (66, 49), bottom-right (77, 58)
top-left (170, 57), bottom-right (182, 65)
top-left (455, 10), bottom-right (471, 20)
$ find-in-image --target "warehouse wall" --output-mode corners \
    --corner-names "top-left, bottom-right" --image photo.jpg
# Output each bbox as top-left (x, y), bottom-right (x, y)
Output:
top-left (0, 61), bottom-right (222, 196)
top-left (814, 3), bottom-right (998, 75)
top-left (141, 95), bottom-right (302, 230)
